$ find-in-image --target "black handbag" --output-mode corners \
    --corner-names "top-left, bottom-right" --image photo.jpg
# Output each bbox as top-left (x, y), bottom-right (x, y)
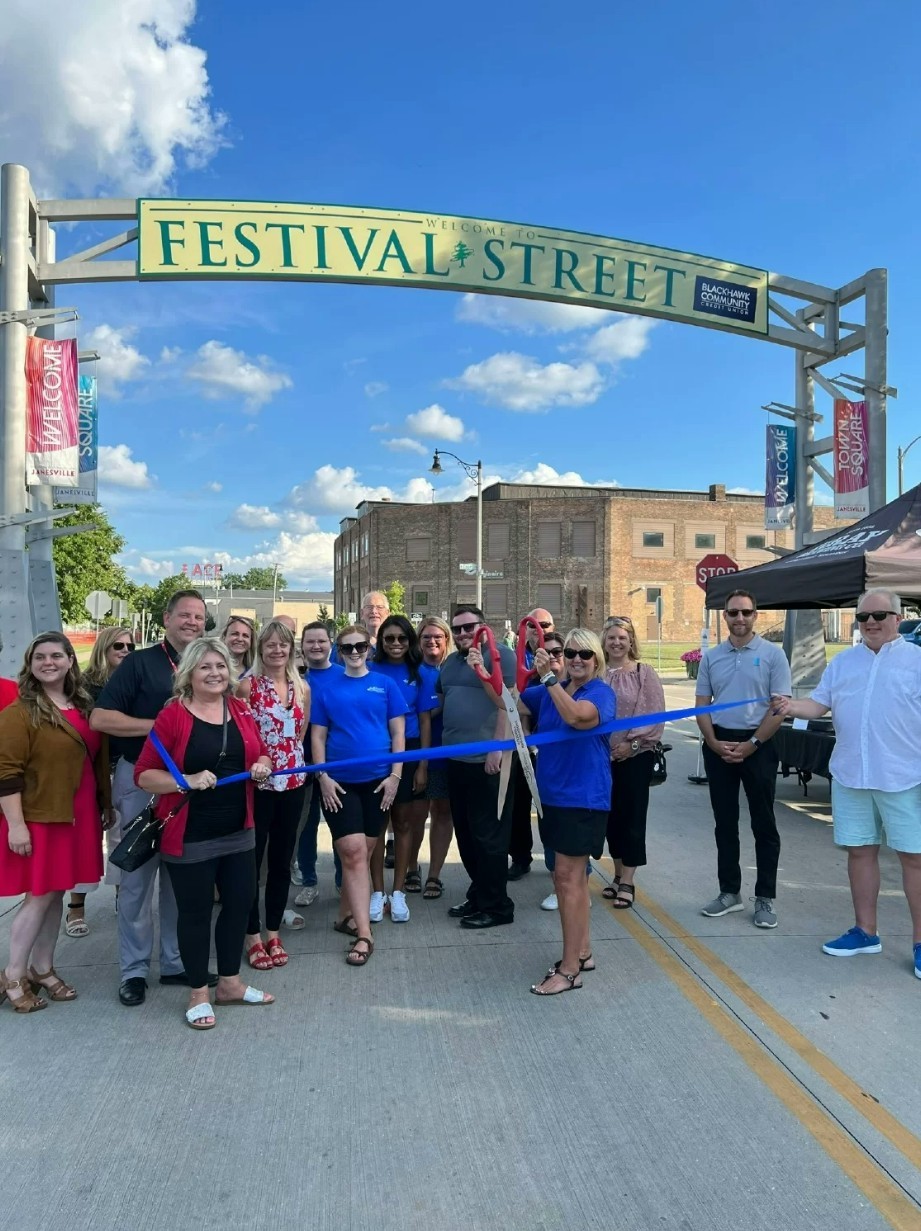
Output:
top-left (650, 742), bottom-right (670, 787)
top-left (108, 803), bottom-right (162, 872)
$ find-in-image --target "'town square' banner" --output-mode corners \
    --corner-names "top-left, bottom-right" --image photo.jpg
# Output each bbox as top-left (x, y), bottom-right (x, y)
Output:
top-left (53, 374), bottom-right (98, 505)
top-left (834, 399), bottom-right (870, 520)
top-left (25, 337), bottom-right (79, 487)
top-left (138, 200), bottom-right (770, 339)
top-left (764, 423), bottom-right (796, 528)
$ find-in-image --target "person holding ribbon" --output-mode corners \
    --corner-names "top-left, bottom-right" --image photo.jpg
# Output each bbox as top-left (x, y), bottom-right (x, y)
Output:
top-left (238, 620), bottom-right (309, 970)
top-left (523, 629), bottom-right (615, 996)
top-left (310, 625), bottom-right (407, 966)
top-left (134, 637), bottom-right (275, 1030)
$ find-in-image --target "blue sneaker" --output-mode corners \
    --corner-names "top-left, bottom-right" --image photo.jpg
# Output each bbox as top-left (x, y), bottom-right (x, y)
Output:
top-left (914, 943), bottom-right (921, 980)
top-left (822, 926), bottom-right (882, 957)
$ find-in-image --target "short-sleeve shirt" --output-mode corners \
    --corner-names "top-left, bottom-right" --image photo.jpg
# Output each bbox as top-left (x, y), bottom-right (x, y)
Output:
top-left (94, 640), bottom-right (181, 762)
top-left (522, 679), bottom-right (615, 810)
top-left (696, 634), bottom-right (791, 729)
top-left (310, 671), bottom-right (408, 782)
top-left (369, 659), bottom-right (440, 740)
top-left (247, 675), bottom-right (307, 791)
top-left (436, 644), bottom-right (516, 763)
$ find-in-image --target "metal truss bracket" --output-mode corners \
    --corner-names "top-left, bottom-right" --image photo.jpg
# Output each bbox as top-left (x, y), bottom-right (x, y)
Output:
top-left (26, 522), bottom-right (96, 543)
top-left (0, 508), bottom-right (77, 527)
top-left (0, 305), bottom-right (78, 327)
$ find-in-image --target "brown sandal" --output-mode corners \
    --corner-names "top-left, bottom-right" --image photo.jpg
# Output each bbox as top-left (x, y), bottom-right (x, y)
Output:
top-left (1, 972), bottom-right (47, 1013)
top-left (28, 966), bottom-right (77, 1001)
top-left (332, 915), bottom-right (359, 937)
top-left (346, 936), bottom-right (374, 967)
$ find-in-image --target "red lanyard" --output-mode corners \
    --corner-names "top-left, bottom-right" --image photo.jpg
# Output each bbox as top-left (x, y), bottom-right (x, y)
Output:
top-left (161, 642), bottom-right (179, 673)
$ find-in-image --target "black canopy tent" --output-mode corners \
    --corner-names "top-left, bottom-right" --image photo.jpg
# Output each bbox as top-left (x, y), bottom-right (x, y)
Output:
top-left (705, 483), bottom-right (921, 610)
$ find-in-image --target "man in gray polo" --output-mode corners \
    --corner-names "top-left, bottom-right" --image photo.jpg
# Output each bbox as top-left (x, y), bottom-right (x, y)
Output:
top-left (695, 589), bottom-right (792, 928)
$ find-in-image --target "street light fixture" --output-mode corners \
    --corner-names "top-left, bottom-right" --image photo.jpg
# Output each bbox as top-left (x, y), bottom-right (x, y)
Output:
top-left (430, 449), bottom-right (484, 608)
top-left (898, 435), bottom-right (921, 495)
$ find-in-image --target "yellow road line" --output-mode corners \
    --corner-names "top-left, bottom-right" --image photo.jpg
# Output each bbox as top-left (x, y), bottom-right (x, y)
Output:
top-left (594, 885), bottom-right (921, 1230)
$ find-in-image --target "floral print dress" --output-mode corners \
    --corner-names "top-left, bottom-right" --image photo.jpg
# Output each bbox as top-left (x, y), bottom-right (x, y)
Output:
top-left (247, 676), bottom-right (306, 792)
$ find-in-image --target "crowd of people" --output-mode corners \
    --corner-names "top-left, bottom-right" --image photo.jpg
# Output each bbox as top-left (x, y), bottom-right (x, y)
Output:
top-left (1, 583), bottom-right (918, 1025)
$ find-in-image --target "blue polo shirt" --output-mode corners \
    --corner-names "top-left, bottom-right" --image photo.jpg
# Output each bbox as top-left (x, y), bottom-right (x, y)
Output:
top-left (696, 634), bottom-right (791, 729)
top-left (522, 678), bottom-right (615, 811)
top-left (369, 660), bottom-right (440, 740)
top-left (310, 671), bottom-right (408, 782)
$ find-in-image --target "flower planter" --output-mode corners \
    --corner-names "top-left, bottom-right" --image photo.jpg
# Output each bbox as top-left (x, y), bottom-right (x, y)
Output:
top-left (685, 661), bottom-right (699, 679)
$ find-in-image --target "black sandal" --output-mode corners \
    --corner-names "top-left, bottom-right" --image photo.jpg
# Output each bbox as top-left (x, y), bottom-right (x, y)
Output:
top-left (553, 953), bottom-right (594, 973)
top-left (422, 877), bottom-right (444, 899)
top-left (612, 883), bottom-right (635, 910)
top-left (601, 876), bottom-right (622, 900)
top-left (530, 969), bottom-right (582, 996)
top-left (404, 870), bottom-right (423, 893)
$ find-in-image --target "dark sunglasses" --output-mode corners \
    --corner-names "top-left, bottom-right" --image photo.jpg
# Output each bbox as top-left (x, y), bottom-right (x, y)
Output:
top-left (564, 648), bottom-right (595, 661)
top-left (111, 641), bottom-right (135, 652)
top-left (855, 610), bottom-right (898, 623)
top-left (452, 621), bottom-right (478, 634)
top-left (339, 641), bottom-right (370, 655)
top-left (383, 633), bottom-right (409, 644)
top-left (726, 608), bottom-right (755, 617)
top-left (545, 647), bottom-right (564, 658)
top-left (536, 620), bottom-right (553, 630)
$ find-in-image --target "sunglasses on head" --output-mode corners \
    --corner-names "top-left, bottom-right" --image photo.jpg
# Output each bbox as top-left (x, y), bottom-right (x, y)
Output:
top-left (452, 621), bottom-right (478, 634)
top-left (564, 648), bottom-right (595, 661)
top-left (383, 633), bottom-right (409, 644)
top-left (339, 641), bottom-right (370, 655)
top-left (855, 610), bottom-right (898, 623)
top-left (726, 608), bottom-right (755, 617)
top-left (112, 641), bottom-right (134, 652)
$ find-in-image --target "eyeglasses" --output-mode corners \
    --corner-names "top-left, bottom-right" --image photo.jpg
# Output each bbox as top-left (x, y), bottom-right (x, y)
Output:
top-left (536, 620), bottom-right (553, 630)
top-left (111, 641), bottom-right (135, 652)
top-left (339, 642), bottom-right (370, 655)
top-left (564, 648), bottom-right (595, 661)
top-left (452, 622), bottom-right (478, 634)
top-left (855, 610), bottom-right (898, 623)
top-left (726, 608), bottom-right (755, 617)
top-left (545, 647), bottom-right (564, 658)
top-left (420, 633), bottom-right (445, 641)
top-left (383, 634), bottom-right (409, 645)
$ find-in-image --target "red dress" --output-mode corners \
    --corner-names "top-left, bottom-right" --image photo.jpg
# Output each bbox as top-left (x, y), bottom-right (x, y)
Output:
top-left (0, 709), bottom-right (104, 895)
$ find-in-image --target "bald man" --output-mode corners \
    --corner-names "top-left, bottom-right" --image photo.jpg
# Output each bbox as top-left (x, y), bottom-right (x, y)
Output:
top-left (508, 606), bottom-right (555, 880)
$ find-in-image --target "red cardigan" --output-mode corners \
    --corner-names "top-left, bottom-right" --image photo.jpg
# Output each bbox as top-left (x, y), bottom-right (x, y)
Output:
top-left (134, 696), bottom-right (268, 857)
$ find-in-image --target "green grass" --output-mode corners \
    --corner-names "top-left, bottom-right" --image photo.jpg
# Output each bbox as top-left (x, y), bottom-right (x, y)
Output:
top-left (647, 639), bottom-right (851, 678)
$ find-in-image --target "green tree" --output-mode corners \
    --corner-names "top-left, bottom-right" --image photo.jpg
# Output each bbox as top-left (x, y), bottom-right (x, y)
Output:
top-left (240, 566), bottom-right (287, 592)
top-left (334, 610), bottom-right (350, 632)
top-left (317, 603), bottom-right (329, 623)
top-left (149, 574), bottom-right (194, 622)
top-left (383, 580), bottom-right (405, 616)
top-left (52, 505), bottom-right (135, 624)
top-left (220, 572), bottom-right (245, 587)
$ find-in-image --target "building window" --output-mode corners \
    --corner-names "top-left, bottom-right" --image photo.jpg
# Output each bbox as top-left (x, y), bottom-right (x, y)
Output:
top-left (405, 535), bottom-right (432, 562)
top-left (412, 588), bottom-right (429, 610)
top-left (646, 587), bottom-right (662, 604)
top-left (455, 582), bottom-right (477, 604)
top-left (457, 520), bottom-right (476, 564)
top-left (643, 532), bottom-right (665, 548)
top-left (571, 520), bottom-right (596, 557)
top-left (538, 521), bottom-right (562, 558)
top-left (694, 533), bottom-right (716, 550)
top-left (361, 532), bottom-right (369, 556)
top-left (487, 522), bottom-right (510, 560)
top-left (746, 534), bottom-right (766, 550)
top-left (484, 582), bottom-right (508, 616)
top-left (535, 583), bottom-right (562, 617)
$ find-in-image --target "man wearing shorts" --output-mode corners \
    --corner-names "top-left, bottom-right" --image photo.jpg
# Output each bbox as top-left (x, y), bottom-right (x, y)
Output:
top-left (774, 589), bottom-right (921, 977)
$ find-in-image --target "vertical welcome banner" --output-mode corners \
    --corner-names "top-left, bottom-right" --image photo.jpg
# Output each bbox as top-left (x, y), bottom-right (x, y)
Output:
top-left (25, 337), bottom-right (79, 486)
top-left (833, 399), bottom-right (870, 520)
top-left (53, 374), bottom-right (98, 504)
top-left (764, 423), bottom-right (796, 528)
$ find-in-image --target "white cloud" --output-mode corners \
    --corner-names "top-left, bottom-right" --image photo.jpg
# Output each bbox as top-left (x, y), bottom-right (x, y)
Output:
top-left (204, 481), bottom-right (222, 493)
top-left (132, 555), bottom-right (175, 579)
top-left (447, 352), bottom-right (605, 412)
top-left (84, 324), bottom-right (150, 397)
top-left (369, 422), bottom-right (392, 433)
top-left (228, 503), bottom-right (282, 530)
top-left (403, 403), bottom-right (467, 441)
top-left (431, 461), bottom-right (620, 502)
top-left (161, 346), bottom-right (183, 363)
top-left (98, 444), bottom-right (153, 489)
top-left (456, 294), bottom-right (610, 334)
top-left (0, 0), bottom-right (227, 196)
top-left (364, 381), bottom-right (389, 398)
top-left (727, 486), bottom-right (761, 495)
top-left (211, 534), bottom-right (337, 589)
top-left (382, 437), bottom-right (428, 456)
top-left (286, 465), bottom-right (433, 515)
top-left (186, 340), bottom-right (293, 410)
top-left (581, 317), bottom-right (657, 365)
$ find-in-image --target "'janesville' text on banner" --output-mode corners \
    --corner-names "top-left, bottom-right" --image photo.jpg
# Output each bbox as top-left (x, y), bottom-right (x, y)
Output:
top-left (833, 399), bottom-right (870, 520)
top-left (53, 374), bottom-right (98, 504)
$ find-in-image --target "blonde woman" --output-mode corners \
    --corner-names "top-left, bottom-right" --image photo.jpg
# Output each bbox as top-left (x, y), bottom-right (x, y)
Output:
top-left (135, 637), bottom-right (274, 1030)
top-left (521, 629), bottom-right (615, 996)
top-left (221, 616), bottom-right (256, 681)
top-left (66, 626), bottom-right (135, 936)
top-left (601, 617), bottom-right (665, 910)
top-left (237, 620), bottom-right (310, 969)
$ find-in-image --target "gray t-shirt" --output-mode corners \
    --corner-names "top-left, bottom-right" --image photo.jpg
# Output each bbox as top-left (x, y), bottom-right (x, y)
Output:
top-left (696, 633), bottom-right (791, 730)
top-left (437, 645), bottom-right (516, 763)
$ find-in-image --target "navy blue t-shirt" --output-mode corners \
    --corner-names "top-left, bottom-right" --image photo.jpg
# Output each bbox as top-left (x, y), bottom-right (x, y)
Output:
top-left (310, 671), bottom-right (408, 782)
top-left (369, 659), bottom-right (440, 740)
top-left (523, 678), bottom-right (615, 810)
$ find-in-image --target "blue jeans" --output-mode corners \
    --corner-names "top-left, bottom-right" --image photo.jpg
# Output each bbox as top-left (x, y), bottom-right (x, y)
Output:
top-left (297, 781), bottom-right (342, 888)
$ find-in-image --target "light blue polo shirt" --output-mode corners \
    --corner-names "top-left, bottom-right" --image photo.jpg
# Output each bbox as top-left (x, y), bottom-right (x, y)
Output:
top-left (696, 634), bottom-right (791, 729)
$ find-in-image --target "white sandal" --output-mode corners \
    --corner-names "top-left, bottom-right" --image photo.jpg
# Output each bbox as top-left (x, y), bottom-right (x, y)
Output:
top-left (185, 1002), bottom-right (216, 1030)
top-left (64, 909), bottom-right (89, 938)
top-left (281, 908), bottom-right (305, 930)
top-left (216, 985), bottom-right (275, 1006)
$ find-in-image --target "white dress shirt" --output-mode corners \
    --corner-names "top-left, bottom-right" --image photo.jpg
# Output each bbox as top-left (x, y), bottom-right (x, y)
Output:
top-left (812, 637), bottom-right (921, 791)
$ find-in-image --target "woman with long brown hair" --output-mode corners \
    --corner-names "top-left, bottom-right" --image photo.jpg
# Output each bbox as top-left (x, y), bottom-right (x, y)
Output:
top-left (221, 615), bottom-right (256, 681)
top-left (0, 633), bottom-right (109, 1012)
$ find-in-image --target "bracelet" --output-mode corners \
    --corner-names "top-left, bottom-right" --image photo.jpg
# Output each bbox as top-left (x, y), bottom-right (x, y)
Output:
top-left (540, 671), bottom-right (558, 687)
top-left (389, 773), bottom-right (402, 780)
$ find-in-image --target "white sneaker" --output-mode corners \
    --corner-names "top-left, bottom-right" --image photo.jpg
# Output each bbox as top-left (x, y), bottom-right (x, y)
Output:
top-left (540, 892), bottom-right (558, 911)
top-left (290, 862), bottom-right (304, 887)
top-left (294, 885), bottom-right (319, 908)
top-left (390, 889), bottom-right (410, 923)
top-left (369, 891), bottom-right (386, 923)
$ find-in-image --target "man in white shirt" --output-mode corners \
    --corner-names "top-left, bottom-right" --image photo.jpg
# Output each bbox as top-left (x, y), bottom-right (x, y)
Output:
top-left (775, 589), bottom-right (921, 978)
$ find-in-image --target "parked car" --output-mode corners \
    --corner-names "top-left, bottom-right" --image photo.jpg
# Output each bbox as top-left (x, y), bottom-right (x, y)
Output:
top-left (898, 618), bottom-right (921, 647)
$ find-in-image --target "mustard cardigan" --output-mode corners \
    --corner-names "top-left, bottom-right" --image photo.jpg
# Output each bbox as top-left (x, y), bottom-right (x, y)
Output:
top-left (0, 700), bottom-right (109, 823)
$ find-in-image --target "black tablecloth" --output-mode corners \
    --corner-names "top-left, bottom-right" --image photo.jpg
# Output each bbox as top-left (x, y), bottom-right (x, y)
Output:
top-left (774, 724), bottom-right (835, 780)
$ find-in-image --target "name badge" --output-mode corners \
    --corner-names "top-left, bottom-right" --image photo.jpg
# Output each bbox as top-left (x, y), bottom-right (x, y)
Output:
top-left (282, 717), bottom-right (296, 739)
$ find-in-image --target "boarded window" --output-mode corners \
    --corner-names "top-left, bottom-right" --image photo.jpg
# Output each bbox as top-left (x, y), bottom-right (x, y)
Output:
top-left (642, 531), bottom-right (665, 548)
top-left (455, 582), bottom-right (477, 604)
top-left (536, 583), bottom-right (562, 617)
top-left (487, 522), bottom-right (510, 560)
top-left (746, 534), bottom-right (766, 550)
top-left (457, 520), bottom-right (476, 564)
top-left (484, 582), bottom-right (508, 616)
top-left (538, 521), bottom-right (562, 558)
top-left (405, 536), bottom-right (431, 562)
top-left (571, 521), bottom-right (596, 556)
top-left (694, 533), bottom-right (716, 550)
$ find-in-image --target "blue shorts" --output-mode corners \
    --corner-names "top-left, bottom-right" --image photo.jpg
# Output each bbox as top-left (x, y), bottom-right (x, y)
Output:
top-left (831, 781), bottom-right (921, 853)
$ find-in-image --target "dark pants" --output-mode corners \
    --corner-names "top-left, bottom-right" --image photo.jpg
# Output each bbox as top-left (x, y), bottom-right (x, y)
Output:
top-left (296, 779), bottom-right (343, 888)
top-left (166, 849), bottom-right (255, 988)
top-left (606, 750), bottom-right (655, 868)
top-left (447, 759), bottom-right (515, 920)
top-left (702, 726), bottom-right (780, 899)
top-left (508, 752), bottom-right (535, 867)
top-left (248, 785), bottom-right (306, 933)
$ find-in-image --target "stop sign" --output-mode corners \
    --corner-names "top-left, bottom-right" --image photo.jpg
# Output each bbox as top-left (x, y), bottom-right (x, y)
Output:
top-left (696, 554), bottom-right (738, 591)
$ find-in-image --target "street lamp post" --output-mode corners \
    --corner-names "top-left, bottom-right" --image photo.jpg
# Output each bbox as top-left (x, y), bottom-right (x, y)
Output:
top-left (430, 449), bottom-right (483, 608)
top-left (897, 434), bottom-right (921, 495)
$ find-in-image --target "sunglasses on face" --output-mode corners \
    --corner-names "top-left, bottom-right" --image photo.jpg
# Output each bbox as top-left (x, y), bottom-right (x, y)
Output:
top-left (726, 608), bottom-right (755, 618)
top-left (855, 610), bottom-right (898, 623)
top-left (339, 642), bottom-right (370, 655)
top-left (452, 622), bottom-right (478, 634)
top-left (536, 620), bottom-right (553, 630)
top-left (545, 647), bottom-right (564, 658)
top-left (383, 634), bottom-right (409, 645)
top-left (111, 641), bottom-right (134, 652)
top-left (564, 648), bottom-right (595, 661)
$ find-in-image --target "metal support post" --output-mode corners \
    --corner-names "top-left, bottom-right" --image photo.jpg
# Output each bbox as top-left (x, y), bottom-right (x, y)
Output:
top-left (475, 460), bottom-right (483, 610)
top-left (864, 268), bottom-right (888, 511)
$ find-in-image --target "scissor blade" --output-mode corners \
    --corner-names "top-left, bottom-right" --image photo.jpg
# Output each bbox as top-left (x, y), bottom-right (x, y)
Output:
top-left (499, 686), bottom-right (543, 818)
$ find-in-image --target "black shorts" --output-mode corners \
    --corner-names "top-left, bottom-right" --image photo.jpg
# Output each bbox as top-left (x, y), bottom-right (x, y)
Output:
top-left (394, 737), bottom-right (426, 805)
top-left (326, 779), bottom-right (388, 841)
top-left (538, 804), bottom-right (607, 859)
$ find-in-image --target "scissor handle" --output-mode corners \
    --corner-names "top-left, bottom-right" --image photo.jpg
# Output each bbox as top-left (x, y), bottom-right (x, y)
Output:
top-left (471, 624), bottom-right (503, 694)
top-left (516, 616), bottom-right (545, 692)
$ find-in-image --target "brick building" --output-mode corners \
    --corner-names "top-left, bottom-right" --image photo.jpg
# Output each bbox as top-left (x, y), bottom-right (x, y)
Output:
top-left (333, 482), bottom-right (840, 641)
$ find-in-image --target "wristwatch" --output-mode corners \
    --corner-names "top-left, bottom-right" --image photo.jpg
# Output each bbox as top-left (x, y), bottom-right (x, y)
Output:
top-left (749, 737), bottom-right (762, 749)
top-left (540, 672), bottom-right (558, 687)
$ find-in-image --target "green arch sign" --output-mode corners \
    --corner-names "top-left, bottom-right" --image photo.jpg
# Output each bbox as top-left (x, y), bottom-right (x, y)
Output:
top-left (138, 199), bottom-right (769, 339)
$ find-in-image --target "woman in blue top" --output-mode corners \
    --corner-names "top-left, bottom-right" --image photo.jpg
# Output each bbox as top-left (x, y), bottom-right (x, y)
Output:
top-left (311, 625), bottom-right (407, 966)
top-left (368, 616), bottom-right (439, 924)
top-left (521, 628), bottom-right (615, 996)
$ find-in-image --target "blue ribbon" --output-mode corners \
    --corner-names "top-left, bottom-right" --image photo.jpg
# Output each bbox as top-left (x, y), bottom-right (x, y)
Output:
top-left (149, 730), bottom-right (190, 792)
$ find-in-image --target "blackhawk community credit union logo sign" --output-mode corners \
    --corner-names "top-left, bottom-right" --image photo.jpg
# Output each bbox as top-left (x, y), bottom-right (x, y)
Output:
top-left (137, 200), bottom-right (769, 338)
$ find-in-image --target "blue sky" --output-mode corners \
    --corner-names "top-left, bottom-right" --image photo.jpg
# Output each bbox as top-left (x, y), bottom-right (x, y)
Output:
top-left (3, 1), bottom-right (920, 587)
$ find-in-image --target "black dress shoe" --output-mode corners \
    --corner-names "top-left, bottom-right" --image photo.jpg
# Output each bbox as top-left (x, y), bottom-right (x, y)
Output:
top-left (507, 862), bottom-right (531, 881)
top-left (119, 977), bottom-right (147, 1007)
top-left (159, 970), bottom-right (219, 988)
top-left (460, 912), bottom-right (514, 929)
top-left (448, 900), bottom-right (476, 918)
